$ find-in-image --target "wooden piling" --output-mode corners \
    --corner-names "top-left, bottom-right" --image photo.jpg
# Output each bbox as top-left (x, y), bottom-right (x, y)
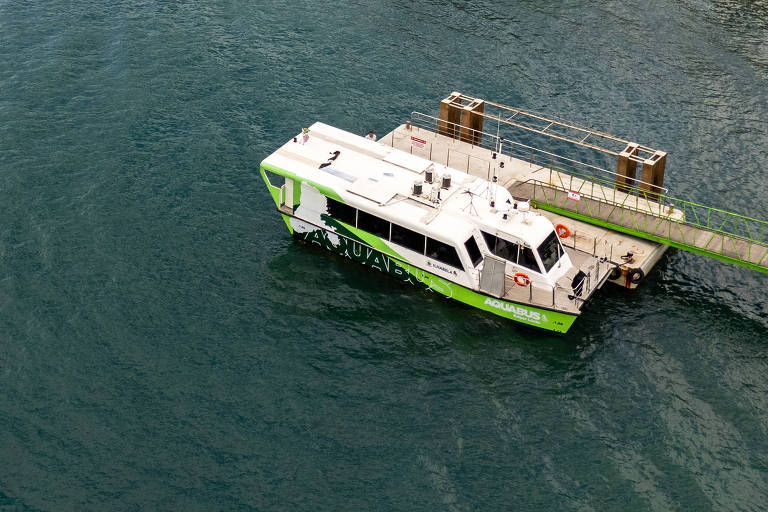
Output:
top-left (639, 150), bottom-right (667, 200)
top-left (460, 99), bottom-right (484, 146)
top-left (616, 143), bottom-right (639, 192)
top-left (439, 92), bottom-right (462, 139)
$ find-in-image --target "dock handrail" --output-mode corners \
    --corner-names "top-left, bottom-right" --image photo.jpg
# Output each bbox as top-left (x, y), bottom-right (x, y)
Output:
top-left (522, 171), bottom-right (768, 273)
top-left (462, 93), bottom-right (657, 163)
top-left (530, 168), bottom-right (768, 244)
top-left (410, 112), bottom-right (668, 194)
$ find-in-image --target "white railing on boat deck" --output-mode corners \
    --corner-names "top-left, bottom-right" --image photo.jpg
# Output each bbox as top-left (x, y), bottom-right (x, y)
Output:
top-left (498, 256), bottom-right (608, 314)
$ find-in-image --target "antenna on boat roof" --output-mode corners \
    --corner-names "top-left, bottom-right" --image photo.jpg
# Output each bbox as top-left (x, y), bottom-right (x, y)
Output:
top-left (460, 189), bottom-right (480, 217)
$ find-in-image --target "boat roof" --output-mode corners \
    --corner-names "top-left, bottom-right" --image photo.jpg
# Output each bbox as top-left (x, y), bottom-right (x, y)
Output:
top-left (261, 122), bottom-right (556, 247)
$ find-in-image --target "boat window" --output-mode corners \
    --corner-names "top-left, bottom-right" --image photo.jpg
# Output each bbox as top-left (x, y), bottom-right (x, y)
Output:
top-left (262, 169), bottom-right (285, 188)
top-left (519, 246), bottom-right (540, 273)
top-left (464, 236), bottom-right (483, 267)
top-left (357, 210), bottom-right (391, 240)
top-left (426, 238), bottom-right (464, 270)
top-left (537, 231), bottom-right (563, 273)
top-left (326, 198), bottom-right (357, 225)
top-left (391, 223), bottom-right (426, 253)
top-left (495, 237), bottom-right (519, 262)
top-left (481, 231), bottom-right (519, 263)
top-left (482, 231), bottom-right (496, 252)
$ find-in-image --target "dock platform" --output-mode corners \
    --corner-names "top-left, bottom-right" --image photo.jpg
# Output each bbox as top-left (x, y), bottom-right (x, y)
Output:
top-left (376, 92), bottom-right (768, 286)
top-left (381, 124), bottom-right (668, 288)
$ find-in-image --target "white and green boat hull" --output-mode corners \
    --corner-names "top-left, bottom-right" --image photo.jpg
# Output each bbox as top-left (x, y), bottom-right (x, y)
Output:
top-left (261, 163), bottom-right (577, 334)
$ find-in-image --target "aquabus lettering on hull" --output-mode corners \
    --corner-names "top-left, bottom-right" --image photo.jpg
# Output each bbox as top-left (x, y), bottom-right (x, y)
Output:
top-left (298, 227), bottom-right (456, 297)
top-left (483, 297), bottom-right (547, 324)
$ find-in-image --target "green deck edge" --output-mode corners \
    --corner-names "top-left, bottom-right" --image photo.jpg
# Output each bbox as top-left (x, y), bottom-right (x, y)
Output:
top-left (260, 162), bottom-right (342, 203)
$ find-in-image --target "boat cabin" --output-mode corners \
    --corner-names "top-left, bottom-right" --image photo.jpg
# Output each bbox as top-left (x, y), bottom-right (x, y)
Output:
top-left (260, 122), bottom-right (574, 295)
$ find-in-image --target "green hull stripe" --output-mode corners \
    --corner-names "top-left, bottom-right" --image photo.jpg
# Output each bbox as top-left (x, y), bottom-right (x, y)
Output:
top-left (332, 219), bottom-right (405, 261)
top-left (533, 202), bottom-right (768, 274)
top-left (281, 213), bottom-right (293, 234)
top-left (295, 223), bottom-right (577, 333)
top-left (260, 162), bottom-right (343, 203)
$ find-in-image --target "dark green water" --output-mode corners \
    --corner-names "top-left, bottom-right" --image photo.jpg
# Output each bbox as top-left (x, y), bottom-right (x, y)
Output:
top-left (1, 1), bottom-right (768, 510)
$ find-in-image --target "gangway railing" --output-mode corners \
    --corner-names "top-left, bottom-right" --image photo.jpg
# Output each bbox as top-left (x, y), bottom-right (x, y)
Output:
top-left (410, 112), bottom-right (667, 194)
top-left (516, 169), bottom-right (768, 274)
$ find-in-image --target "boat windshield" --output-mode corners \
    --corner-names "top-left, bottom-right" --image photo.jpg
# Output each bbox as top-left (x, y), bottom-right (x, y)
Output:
top-left (537, 231), bottom-right (563, 273)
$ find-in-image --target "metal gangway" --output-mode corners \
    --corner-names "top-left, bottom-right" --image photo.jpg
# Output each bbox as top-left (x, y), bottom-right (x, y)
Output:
top-left (511, 171), bottom-right (768, 274)
top-left (407, 93), bottom-right (768, 274)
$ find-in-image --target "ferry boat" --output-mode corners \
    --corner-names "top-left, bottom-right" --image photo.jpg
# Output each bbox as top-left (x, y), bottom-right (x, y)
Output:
top-left (260, 122), bottom-right (614, 334)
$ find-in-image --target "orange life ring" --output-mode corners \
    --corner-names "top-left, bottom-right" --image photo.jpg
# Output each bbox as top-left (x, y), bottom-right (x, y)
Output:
top-left (555, 223), bottom-right (570, 238)
top-left (513, 272), bottom-right (530, 287)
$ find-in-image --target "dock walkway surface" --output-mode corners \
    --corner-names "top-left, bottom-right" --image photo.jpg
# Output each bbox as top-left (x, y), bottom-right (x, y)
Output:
top-left (382, 124), bottom-right (768, 276)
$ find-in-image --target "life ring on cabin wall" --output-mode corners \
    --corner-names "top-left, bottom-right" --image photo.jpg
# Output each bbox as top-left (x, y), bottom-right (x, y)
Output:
top-left (555, 224), bottom-right (570, 239)
top-left (513, 272), bottom-right (530, 287)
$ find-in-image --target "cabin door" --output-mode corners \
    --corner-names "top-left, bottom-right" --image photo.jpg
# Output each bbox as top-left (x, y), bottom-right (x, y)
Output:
top-left (479, 255), bottom-right (505, 297)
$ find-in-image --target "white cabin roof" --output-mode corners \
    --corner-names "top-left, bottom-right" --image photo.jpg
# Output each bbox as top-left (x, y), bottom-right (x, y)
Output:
top-left (262, 122), bottom-right (556, 247)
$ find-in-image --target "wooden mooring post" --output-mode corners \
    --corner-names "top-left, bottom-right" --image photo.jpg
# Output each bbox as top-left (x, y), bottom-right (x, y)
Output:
top-left (616, 143), bottom-right (639, 192)
top-left (439, 92), bottom-right (484, 145)
top-left (460, 98), bottom-right (484, 146)
top-left (640, 150), bottom-right (667, 200)
top-left (439, 92), bottom-right (462, 139)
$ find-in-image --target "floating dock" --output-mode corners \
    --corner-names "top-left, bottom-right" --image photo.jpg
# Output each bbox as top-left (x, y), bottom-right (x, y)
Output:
top-left (380, 93), bottom-right (768, 288)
